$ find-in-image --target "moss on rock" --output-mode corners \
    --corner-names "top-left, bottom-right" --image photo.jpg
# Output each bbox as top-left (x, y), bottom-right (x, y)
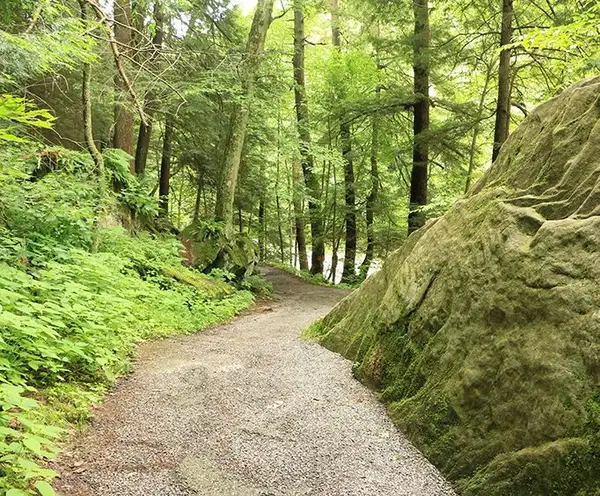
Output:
top-left (311, 77), bottom-right (600, 495)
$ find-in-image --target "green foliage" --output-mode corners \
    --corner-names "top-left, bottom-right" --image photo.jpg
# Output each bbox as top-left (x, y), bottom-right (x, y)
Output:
top-left (0, 145), bottom-right (99, 264)
top-left (0, 144), bottom-right (254, 494)
top-left (0, 95), bottom-right (55, 142)
top-left (181, 220), bottom-right (259, 279)
top-left (0, 7), bottom-right (96, 85)
top-left (103, 148), bottom-right (158, 217)
top-left (239, 274), bottom-right (273, 298)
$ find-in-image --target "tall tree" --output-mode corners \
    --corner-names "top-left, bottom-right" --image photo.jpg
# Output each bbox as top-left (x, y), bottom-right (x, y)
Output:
top-left (158, 116), bottom-right (173, 216)
top-left (79, 0), bottom-right (103, 175)
top-left (214, 0), bottom-right (275, 236)
top-left (293, 2), bottom-right (325, 274)
top-left (113, 0), bottom-right (135, 169)
top-left (331, 0), bottom-right (356, 284)
top-left (491, 0), bottom-right (514, 162)
top-left (340, 121), bottom-right (356, 283)
top-left (408, 0), bottom-right (430, 234)
top-left (292, 156), bottom-right (309, 271)
top-left (360, 27), bottom-right (381, 279)
top-left (134, 1), bottom-right (164, 176)
top-left (359, 113), bottom-right (379, 279)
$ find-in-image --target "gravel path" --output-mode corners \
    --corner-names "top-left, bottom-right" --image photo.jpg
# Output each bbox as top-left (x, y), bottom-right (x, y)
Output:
top-left (53, 267), bottom-right (456, 496)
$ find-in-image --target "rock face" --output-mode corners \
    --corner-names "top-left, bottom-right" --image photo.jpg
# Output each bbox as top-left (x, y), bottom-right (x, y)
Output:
top-left (309, 78), bottom-right (600, 495)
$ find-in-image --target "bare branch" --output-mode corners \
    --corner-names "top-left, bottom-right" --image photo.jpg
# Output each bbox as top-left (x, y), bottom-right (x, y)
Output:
top-left (86, 0), bottom-right (149, 128)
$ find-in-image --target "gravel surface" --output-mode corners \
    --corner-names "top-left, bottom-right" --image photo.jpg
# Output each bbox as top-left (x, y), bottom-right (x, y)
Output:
top-left (53, 267), bottom-right (456, 496)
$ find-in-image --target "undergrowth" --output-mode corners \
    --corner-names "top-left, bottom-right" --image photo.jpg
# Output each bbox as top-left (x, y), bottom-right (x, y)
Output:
top-left (0, 144), bottom-right (254, 495)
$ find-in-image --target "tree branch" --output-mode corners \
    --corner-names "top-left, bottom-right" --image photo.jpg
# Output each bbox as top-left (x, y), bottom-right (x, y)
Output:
top-left (86, 0), bottom-right (149, 128)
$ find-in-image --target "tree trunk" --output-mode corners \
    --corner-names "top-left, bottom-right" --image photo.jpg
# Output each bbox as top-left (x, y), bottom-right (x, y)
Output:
top-left (193, 170), bottom-right (203, 221)
top-left (158, 116), bottom-right (173, 217)
top-left (276, 193), bottom-right (285, 263)
top-left (329, 150), bottom-right (338, 283)
top-left (293, 4), bottom-right (324, 275)
top-left (275, 125), bottom-right (286, 263)
top-left (291, 157), bottom-right (309, 271)
top-left (330, 0), bottom-right (356, 283)
top-left (113, 0), bottom-right (135, 169)
top-left (340, 122), bottom-right (356, 283)
top-left (408, 0), bottom-right (430, 234)
top-left (492, 0), bottom-right (514, 163)
top-left (134, 2), bottom-right (164, 175)
top-left (258, 198), bottom-right (266, 259)
top-left (79, 1), bottom-right (104, 177)
top-left (330, 0), bottom-right (341, 46)
top-left (214, 0), bottom-right (275, 236)
top-left (360, 114), bottom-right (379, 279)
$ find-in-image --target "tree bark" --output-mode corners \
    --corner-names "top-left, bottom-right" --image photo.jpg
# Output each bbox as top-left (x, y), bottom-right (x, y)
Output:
top-left (360, 114), bottom-right (379, 279)
top-left (134, 2), bottom-right (164, 175)
top-left (360, 29), bottom-right (381, 279)
top-left (330, 0), bottom-right (356, 283)
top-left (293, 3), bottom-right (325, 275)
top-left (193, 170), bottom-right (203, 221)
top-left (275, 125), bottom-right (286, 263)
top-left (276, 192), bottom-right (285, 263)
top-left (340, 122), bottom-right (356, 283)
top-left (80, 1), bottom-right (104, 176)
top-left (158, 116), bottom-right (173, 217)
top-left (329, 135), bottom-right (338, 283)
top-left (291, 157), bottom-right (309, 271)
top-left (330, 0), bottom-right (341, 46)
top-left (408, 0), bottom-right (430, 234)
top-left (492, 0), bottom-right (514, 163)
top-left (258, 198), bottom-right (266, 259)
top-left (113, 0), bottom-right (135, 169)
top-left (214, 0), bottom-right (275, 237)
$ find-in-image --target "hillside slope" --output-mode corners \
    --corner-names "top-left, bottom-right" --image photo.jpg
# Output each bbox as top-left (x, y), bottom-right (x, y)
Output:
top-left (0, 144), bottom-right (254, 494)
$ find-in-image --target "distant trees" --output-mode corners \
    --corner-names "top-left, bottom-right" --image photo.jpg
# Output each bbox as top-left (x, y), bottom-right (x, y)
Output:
top-left (4, 0), bottom-right (594, 279)
top-left (215, 0), bottom-right (275, 237)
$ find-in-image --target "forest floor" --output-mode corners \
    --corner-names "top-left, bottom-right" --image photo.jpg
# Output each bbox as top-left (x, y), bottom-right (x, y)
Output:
top-left (52, 267), bottom-right (455, 496)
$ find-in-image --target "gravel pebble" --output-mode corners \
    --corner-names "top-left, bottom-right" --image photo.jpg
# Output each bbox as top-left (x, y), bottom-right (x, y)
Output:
top-left (53, 267), bottom-right (456, 496)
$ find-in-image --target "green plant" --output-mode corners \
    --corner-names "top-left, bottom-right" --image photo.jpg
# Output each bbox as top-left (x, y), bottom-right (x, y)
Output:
top-left (240, 274), bottom-right (273, 298)
top-left (0, 95), bottom-right (55, 142)
top-left (0, 145), bottom-right (254, 493)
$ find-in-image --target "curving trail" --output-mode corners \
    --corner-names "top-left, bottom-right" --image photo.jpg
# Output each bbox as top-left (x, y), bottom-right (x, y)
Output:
top-left (53, 267), bottom-right (455, 496)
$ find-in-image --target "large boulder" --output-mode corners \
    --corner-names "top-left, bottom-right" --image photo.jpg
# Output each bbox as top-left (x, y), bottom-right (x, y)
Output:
top-left (309, 78), bottom-right (600, 495)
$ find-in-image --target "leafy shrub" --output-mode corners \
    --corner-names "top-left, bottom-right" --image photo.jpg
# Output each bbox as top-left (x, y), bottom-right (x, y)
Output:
top-left (102, 148), bottom-right (157, 217)
top-left (240, 274), bottom-right (273, 298)
top-left (0, 145), bottom-right (255, 494)
top-left (180, 220), bottom-right (259, 279)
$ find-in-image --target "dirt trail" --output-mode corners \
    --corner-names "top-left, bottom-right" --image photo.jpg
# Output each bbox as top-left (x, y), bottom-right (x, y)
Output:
top-left (54, 267), bottom-right (455, 496)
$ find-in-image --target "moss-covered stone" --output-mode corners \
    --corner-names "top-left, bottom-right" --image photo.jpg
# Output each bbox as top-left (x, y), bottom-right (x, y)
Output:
top-left (311, 77), bottom-right (600, 495)
top-left (180, 220), bottom-right (259, 279)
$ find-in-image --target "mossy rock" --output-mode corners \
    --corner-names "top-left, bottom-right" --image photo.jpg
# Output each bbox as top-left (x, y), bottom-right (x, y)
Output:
top-left (180, 220), bottom-right (259, 279)
top-left (312, 77), bottom-right (600, 495)
top-left (161, 266), bottom-right (233, 299)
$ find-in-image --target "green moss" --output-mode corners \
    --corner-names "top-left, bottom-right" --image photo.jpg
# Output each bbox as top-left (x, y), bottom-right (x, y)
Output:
top-left (301, 319), bottom-right (326, 340)
top-left (460, 437), bottom-right (600, 496)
